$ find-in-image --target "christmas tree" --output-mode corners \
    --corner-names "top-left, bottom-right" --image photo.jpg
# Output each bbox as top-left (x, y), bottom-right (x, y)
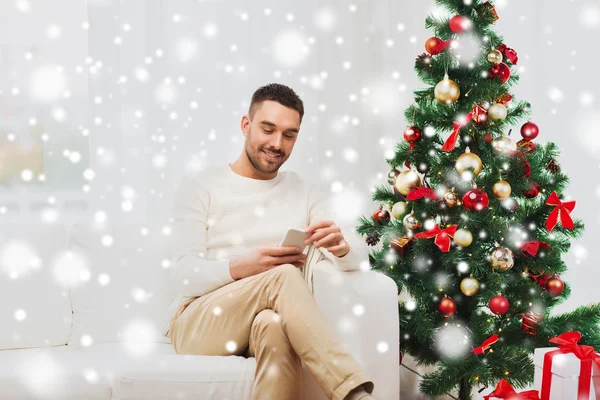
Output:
top-left (355, 1), bottom-right (600, 398)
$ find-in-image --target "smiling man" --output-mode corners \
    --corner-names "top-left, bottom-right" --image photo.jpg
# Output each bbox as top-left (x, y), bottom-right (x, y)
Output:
top-left (164, 83), bottom-right (376, 400)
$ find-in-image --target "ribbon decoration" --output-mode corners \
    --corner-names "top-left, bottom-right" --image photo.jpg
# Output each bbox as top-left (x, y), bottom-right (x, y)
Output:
top-left (507, 150), bottom-right (531, 178)
top-left (545, 191), bottom-right (576, 232)
top-left (484, 379), bottom-right (540, 400)
top-left (472, 334), bottom-right (499, 356)
top-left (440, 95), bottom-right (512, 152)
top-left (441, 104), bottom-right (487, 152)
top-left (413, 224), bottom-right (458, 252)
top-left (540, 331), bottom-right (600, 400)
top-left (406, 187), bottom-right (437, 201)
top-left (498, 44), bottom-right (519, 65)
top-left (519, 241), bottom-right (552, 258)
top-left (431, 39), bottom-right (453, 55)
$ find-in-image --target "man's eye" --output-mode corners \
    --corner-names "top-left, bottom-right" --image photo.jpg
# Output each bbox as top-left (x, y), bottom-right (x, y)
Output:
top-left (263, 130), bottom-right (273, 134)
top-left (285, 135), bottom-right (293, 139)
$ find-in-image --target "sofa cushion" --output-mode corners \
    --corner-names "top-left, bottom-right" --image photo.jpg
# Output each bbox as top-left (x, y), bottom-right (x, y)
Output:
top-left (0, 344), bottom-right (112, 399)
top-left (67, 220), bottom-right (176, 347)
top-left (0, 223), bottom-right (72, 350)
top-left (114, 351), bottom-right (255, 400)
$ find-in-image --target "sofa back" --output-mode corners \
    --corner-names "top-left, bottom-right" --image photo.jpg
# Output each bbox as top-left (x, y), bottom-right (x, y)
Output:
top-left (0, 223), bottom-right (73, 350)
top-left (66, 219), bottom-right (176, 349)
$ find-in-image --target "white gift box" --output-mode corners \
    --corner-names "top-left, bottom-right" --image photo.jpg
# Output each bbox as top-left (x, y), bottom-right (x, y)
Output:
top-left (533, 347), bottom-right (600, 400)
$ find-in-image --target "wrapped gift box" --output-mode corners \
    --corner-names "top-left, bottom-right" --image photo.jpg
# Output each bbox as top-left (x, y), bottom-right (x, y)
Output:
top-left (534, 346), bottom-right (600, 399)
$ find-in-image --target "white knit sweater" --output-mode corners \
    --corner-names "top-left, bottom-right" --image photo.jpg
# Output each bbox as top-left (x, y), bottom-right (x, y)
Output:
top-left (162, 163), bottom-right (370, 337)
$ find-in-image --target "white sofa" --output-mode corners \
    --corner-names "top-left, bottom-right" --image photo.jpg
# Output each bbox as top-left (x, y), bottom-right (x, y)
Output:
top-left (0, 221), bottom-right (399, 399)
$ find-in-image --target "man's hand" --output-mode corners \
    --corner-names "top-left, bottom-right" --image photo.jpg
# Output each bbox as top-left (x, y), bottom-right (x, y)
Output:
top-left (229, 244), bottom-right (307, 280)
top-left (304, 220), bottom-right (350, 258)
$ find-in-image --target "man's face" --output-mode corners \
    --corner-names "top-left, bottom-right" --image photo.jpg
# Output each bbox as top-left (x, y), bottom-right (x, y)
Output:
top-left (242, 100), bottom-right (301, 174)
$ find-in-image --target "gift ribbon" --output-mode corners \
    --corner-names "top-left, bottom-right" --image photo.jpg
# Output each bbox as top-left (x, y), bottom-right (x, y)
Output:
top-left (545, 191), bottom-right (576, 232)
top-left (472, 334), bottom-right (499, 356)
top-left (406, 187), bottom-right (437, 201)
top-left (484, 379), bottom-right (540, 400)
top-left (519, 241), bottom-right (552, 258)
top-left (541, 331), bottom-right (600, 400)
top-left (413, 224), bottom-right (457, 252)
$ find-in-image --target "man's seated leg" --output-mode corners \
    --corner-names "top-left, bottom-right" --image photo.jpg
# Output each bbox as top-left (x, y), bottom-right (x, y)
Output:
top-left (246, 309), bottom-right (302, 400)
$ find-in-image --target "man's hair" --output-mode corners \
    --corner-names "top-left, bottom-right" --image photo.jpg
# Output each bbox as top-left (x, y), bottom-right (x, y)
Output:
top-left (248, 83), bottom-right (304, 124)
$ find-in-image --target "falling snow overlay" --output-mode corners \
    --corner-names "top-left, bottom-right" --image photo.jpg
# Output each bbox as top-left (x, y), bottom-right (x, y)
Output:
top-left (0, 1), bottom-right (599, 399)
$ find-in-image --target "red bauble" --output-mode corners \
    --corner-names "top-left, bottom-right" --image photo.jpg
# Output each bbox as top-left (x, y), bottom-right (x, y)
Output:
top-left (483, 133), bottom-right (494, 143)
top-left (489, 295), bottom-right (510, 315)
top-left (462, 188), bottom-right (489, 212)
top-left (372, 206), bottom-right (390, 224)
top-left (425, 37), bottom-right (443, 55)
top-left (523, 182), bottom-right (540, 199)
top-left (536, 274), bottom-right (551, 288)
top-left (404, 126), bottom-right (423, 144)
top-left (489, 62), bottom-right (511, 84)
top-left (438, 297), bottom-right (456, 317)
top-left (545, 276), bottom-right (565, 297)
top-left (521, 122), bottom-right (540, 140)
top-left (449, 15), bottom-right (472, 33)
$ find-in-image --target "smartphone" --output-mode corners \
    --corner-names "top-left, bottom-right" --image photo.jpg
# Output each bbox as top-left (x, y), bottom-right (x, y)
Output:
top-left (279, 227), bottom-right (310, 253)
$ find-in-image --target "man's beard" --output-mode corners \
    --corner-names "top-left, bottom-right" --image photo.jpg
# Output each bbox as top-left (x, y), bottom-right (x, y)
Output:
top-left (245, 130), bottom-right (283, 173)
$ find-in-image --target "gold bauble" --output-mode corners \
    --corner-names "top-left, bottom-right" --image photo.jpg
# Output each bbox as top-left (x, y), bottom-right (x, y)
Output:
top-left (443, 191), bottom-right (459, 207)
top-left (434, 76), bottom-right (460, 104)
top-left (490, 246), bottom-right (515, 272)
top-left (391, 201), bottom-right (409, 219)
top-left (455, 152), bottom-right (483, 177)
top-left (460, 277), bottom-right (480, 296)
top-left (403, 213), bottom-right (421, 230)
top-left (454, 228), bottom-right (473, 247)
top-left (487, 49), bottom-right (503, 64)
top-left (395, 170), bottom-right (422, 196)
top-left (387, 170), bottom-right (399, 185)
top-left (488, 103), bottom-right (508, 121)
top-left (492, 135), bottom-right (517, 154)
top-left (492, 180), bottom-right (512, 200)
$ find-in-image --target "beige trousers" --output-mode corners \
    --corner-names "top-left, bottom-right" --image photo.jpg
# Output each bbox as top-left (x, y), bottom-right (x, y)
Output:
top-left (168, 263), bottom-right (375, 400)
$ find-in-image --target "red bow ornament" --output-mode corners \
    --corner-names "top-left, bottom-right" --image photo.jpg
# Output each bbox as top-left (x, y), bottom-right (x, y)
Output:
top-left (431, 39), bottom-right (453, 55)
top-left (519, 241), bottom-right (552, 258)
top-left (472, 334), bottom-right (499, 356)
top-left (545, 191), bottom-right (576, 232)
top-left (414, 224), bottom-right (457, 252)
top-left (484, 379), bottom-right (540, 400)
top-left (540, 331), bottom-right (600, 400)
top-left (406, 187), bottom-right (437, 201)
top-left (441, 104), bottom-right (487, 151)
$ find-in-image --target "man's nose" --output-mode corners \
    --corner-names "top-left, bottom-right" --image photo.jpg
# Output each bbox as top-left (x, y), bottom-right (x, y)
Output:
top-left (270, 135), bottom-right (284, 151)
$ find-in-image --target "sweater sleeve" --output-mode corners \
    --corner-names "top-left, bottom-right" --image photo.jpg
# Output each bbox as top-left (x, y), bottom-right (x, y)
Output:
top-left (307, 183), bottom-right (370, 272)
top-left (169, 173), bottom-right (235, 298)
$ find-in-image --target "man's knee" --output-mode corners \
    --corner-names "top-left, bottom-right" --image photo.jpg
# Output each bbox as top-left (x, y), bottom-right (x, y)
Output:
top-left (253, 309), bottom-right (282, 328)
top-left (269, 263), bottom-right (302, 278)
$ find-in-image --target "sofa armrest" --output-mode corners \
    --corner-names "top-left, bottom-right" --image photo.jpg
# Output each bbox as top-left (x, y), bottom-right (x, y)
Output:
top-left (310, 259), bottom-right (399, 400)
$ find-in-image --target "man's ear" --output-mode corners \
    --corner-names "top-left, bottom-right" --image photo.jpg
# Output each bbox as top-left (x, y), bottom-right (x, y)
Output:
top-left (240, 115), bottom-right (250, 137)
